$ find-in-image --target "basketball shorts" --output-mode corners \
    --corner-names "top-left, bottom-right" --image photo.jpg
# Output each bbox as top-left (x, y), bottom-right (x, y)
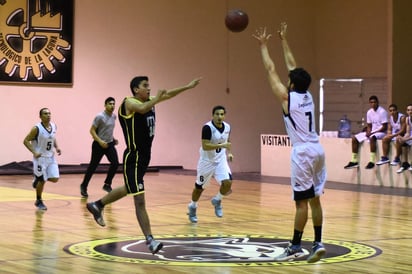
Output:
top-left (33, 156), bottom-right (59, 181)
top-left (403, 139), bottom-right (412, 146)
top-left (196, 158), bottom-right (232, 189)
top-left (290, 142), bottom-right (326, 201)
top-left (355, 131), bottom-right (386, 143)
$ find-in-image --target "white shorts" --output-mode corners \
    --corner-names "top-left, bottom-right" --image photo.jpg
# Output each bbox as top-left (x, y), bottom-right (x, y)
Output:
top-left (290, 142), bottom-right (326, 200)
top-left (196, 158), bottom-right (232, 189)
top-left (355, 131), bottom-right (386, 143)
top-left (33, 156), bottom-right (59, 181)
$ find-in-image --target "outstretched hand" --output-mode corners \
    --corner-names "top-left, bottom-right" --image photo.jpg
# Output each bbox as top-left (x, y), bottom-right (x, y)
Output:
top-left (278, 22), bottom-right (287, 40)
top-left (187, 77), bottom-right (202, 89)
top-left (253, 27), bottom-right (272, 44)
top-left (155, 89), bottom-right (168, 101)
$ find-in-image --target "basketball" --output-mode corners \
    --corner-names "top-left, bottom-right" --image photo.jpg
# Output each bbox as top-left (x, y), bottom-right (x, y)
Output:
top-left (225, 9), bottom-right (249, 32)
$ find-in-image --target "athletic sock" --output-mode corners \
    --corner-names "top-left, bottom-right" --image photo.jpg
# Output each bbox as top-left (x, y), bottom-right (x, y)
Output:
top-left (189, 201), bottom-right (198, 208)
top-left (370, 152), bottom-right (376, 163)
top-left (314, 225), bottom-right (322, 243)
top-left (291, 229), bottom-right (303, 246)
top-left (95, 200), bottom-right (104, 208)
top-left (351, 153), bottom-right (358, 163)
top-left (215, 192), bottom-right (223, 200)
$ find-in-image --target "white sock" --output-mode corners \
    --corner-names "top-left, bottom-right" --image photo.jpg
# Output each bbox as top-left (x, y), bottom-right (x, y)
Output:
top-left (215, 192), bottom-right (223, 200)
top-left (189, 201), bottom-right (198, 208)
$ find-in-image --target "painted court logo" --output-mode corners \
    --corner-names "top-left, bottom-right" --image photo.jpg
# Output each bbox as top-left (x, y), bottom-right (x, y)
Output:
top-left (64, 234), bottom-right (381, 266)
top-left (0, 0), bottom-right (73, 83)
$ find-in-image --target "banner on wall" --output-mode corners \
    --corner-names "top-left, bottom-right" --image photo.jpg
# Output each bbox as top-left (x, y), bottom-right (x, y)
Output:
top-left (260, 134), bottom-right (291, 177)
top-left (0, 0), bottom-right (73, 85)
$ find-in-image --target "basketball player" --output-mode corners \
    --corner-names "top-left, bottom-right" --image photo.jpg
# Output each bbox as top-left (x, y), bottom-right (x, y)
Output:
top-left (253, 23), bottom-right (327, 263)
top-left (23, 108), bottom-right (62, 210)
top-left (375, 104), bottom-right (405, 166)
top-left (86, 75), bottom-right (201, 255)
top-left (394, 103), bottom-right (412, 173)
top-left (80, 97), bottom-right (119, 197)
top-left (187, 105), bottom-right (233, 223)
top-left (344, 95), bottom-right (388, 169)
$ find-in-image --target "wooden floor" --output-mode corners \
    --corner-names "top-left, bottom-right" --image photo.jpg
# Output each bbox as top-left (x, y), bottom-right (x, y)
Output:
top-left (1, 170), bottom-right (412, 274)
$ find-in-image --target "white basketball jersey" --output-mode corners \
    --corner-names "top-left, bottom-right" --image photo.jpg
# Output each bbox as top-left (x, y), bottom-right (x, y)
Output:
top-left (199, 121), bottom-right (231, 163)
top-left (33, 122), bottom-right (57, 158)
top-left (283, 91), bottom-right (319, 145)
top-left (367, 106), bottom-right (388, 132)
top-left (407, 116), bottom-right (412, 136)
top-left (391, 113), bottom-right (404, 134)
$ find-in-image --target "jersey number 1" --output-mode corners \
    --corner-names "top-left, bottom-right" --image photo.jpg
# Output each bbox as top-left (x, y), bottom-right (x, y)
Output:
top-left (305, 112), bottom-right (313, 132)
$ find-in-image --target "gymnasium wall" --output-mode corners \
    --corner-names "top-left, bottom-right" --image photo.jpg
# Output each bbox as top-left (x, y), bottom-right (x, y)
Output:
top-left (0, 0), bottom-right (393, 173)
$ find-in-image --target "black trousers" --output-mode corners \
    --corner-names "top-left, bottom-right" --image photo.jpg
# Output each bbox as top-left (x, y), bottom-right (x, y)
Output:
top-left (81, 141), bottom-right (119, 188)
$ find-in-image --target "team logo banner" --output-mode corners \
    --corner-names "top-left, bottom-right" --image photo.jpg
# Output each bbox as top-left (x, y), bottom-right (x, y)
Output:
top-left (0, 0), bottom-right (73, 84)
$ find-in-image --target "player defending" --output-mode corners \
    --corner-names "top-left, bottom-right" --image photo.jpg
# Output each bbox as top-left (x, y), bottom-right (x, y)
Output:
top-left (187, 105), bottom-right (233, 223)
top-left (253, 23), bottom-right (327, 263)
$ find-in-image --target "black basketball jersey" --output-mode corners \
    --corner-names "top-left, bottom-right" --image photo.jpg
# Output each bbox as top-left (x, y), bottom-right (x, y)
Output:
top-left (118, 97), bottom-right (155, 151)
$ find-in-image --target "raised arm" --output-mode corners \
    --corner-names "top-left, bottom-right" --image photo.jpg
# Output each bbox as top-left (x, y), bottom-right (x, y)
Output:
top-left (158, 77), bottom-right (201, 102)
top-left (125, 93), bottom-right (164, 115)
top-left (253, 27), bottom-right (288, 109)
top-left (278, 22), bottom-right (296, 71)
top-left (126, 78), bottom-right (201, 115)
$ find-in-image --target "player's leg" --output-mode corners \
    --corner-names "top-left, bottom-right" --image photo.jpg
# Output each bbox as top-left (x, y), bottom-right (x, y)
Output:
top-left (103, 143), bottom-right (119, 192)
top-left (33, 158), bottom-right (47, 210)
top-left (276, 145), bottom-right (315, 262)
top-left (215, 160), bottom-right (233, 196)
top-left (391, 137), bottom-right (402, 165)
top-left (128, 150), bottom-right (163, 254)
top-left (81, 141), bottom-right (105, 196)
top-left (377, 136), bottom-right (391, 165)
top-left (307, 196), bottom-right (326, 263)
top-left (211, 161), bottom-right (233, 218)
top-left (187, 160), bottom-right (213, 223)
top-left (344, 135), bottom-right (361, 168)
top-left (132, 193), bottom-right (162, 254)
top-left (86, 150), bottom-right (131, 226)
top-left (46, 157), bottom-right (60, 183)
top-left (397, 142), bottom-right (411, 173)
top-left (306, 143), bottom-right (327, 263)
top-left (365, 135), bottom-right (378, 169)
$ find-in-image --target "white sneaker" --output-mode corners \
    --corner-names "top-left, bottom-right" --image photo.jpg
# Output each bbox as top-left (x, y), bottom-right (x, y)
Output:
top-left (147, 239), bottom-right (163, 254)
top-left (307, 242), bottom-right (326, 263)
top-left (376, 157), bottom-right (390, 165)
top-left (275, 243), bottom-right (306, 262)
top-left (397, 163), bottom-right (411, 173)
top-left (187, 204), bottom-right (198, 223)
top-left (397, 166), bottom-right (406, 173)
top-left (211, 197), bottom-right (223, 217)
